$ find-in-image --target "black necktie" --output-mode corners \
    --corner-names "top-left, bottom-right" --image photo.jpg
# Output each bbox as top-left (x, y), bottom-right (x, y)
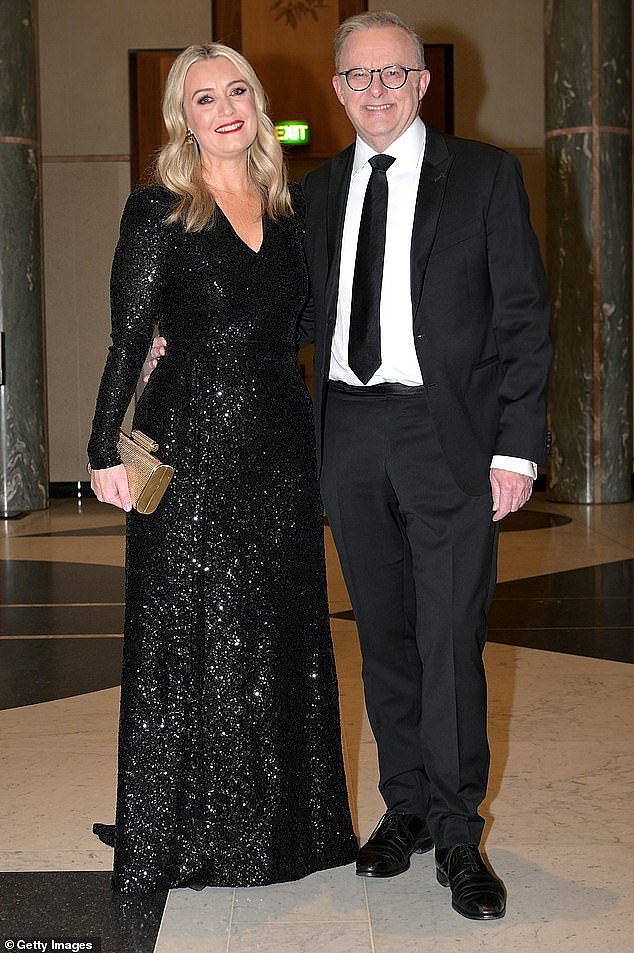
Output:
top-left (348, 153), bottom-right (396, 384)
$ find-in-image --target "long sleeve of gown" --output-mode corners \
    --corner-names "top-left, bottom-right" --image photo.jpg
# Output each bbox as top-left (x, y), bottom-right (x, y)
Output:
top-left (87, 189), bottom-right (169, 470)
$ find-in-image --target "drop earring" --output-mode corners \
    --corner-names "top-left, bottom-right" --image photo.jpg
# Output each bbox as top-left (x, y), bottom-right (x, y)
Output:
top-left (184, 128), bottom-right (195, 144)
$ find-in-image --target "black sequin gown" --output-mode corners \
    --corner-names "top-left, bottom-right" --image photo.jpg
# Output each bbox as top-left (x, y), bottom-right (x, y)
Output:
top-left (87, 185), bottom-right (357, 894)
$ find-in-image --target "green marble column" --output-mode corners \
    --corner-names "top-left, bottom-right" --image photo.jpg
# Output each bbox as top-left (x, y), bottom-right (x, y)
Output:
top-left (545, 0), bottom-right (632, 502)
top-left (0, 0), bottom-right (47, 515)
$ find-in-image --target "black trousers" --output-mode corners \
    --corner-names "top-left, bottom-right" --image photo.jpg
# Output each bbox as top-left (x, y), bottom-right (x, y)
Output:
top-left (320, 385), bottom-right (499, 849)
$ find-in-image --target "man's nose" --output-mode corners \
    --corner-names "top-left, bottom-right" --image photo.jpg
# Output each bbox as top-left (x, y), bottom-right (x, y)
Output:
top-left (368, 72), bottom-right (385, 96)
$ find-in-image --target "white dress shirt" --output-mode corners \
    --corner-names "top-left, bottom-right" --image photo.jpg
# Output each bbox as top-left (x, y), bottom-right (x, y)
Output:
top-left (329, 117), bottom-right (536, 480)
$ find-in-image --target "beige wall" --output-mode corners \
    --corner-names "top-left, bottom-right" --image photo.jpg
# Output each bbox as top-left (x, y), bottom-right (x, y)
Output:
top-left (378, 0), bottom-right (547, 250)
top-left (380, 0), bottom-right (544, 147)
top-left (39, 0), bottom-right (211, 482)
top-left (40, 0), bottom-right (546, 482)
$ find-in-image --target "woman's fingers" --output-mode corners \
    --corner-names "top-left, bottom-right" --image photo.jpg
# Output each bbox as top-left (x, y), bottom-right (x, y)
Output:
top-left (115, 470), bottom-right (133, 511)
top-left (143, 335), bottom-right (166, 381)
top-left (91, 464), bottom-right (133, 511)
top-left (151, 335), bottom-right (167, 358)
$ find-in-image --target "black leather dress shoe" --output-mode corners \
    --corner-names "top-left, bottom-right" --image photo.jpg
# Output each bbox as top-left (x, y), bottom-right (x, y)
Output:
top-left (356, 810), bottom-right (434, 878)
top-left (435, 844), bottom-right (506, 920)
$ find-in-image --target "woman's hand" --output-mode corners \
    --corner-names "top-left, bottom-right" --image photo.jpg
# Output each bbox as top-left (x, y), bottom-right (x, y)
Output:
top-left (90, 464), bottom-right (133, 512)
top-left (143, 336), bottom-right (167, 383)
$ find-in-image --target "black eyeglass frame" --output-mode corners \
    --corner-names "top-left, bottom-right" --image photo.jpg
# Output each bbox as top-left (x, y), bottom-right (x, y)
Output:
top-left (336, 65), bottom-right (425, 91)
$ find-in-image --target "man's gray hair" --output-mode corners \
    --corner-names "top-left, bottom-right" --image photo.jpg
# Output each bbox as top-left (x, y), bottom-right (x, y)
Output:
top-left (334, 10), bottom-right (425, 71)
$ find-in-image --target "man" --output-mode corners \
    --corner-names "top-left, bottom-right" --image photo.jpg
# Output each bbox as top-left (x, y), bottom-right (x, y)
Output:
top-left (149, 10), bottom-right (551, 921)
top-left (298, 10), bottom-right (551, 921)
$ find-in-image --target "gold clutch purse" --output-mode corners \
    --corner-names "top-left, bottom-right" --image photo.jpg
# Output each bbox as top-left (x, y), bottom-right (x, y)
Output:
top-left (116, 429), bottom-right (174, 515)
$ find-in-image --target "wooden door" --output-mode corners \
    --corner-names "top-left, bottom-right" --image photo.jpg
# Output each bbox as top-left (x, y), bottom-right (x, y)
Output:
top-left (129, 49), bottom-right (181, 187)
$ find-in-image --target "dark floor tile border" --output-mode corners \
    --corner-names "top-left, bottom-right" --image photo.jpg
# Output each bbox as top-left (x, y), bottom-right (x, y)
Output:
top-left (0, 561), bottom-right (124, 607)
top-left (0, 871), bottom-right (167, 953)
top-left (1, 605), bottom-right (124, 637)
top-left (488, 595), bottom-right (634, 628)
top-left (488, 627), bottom-right (634, 664)
top-left (494, 559), bottom-right (634, 597)
top-left (0, 637), bottom-right (123, 709)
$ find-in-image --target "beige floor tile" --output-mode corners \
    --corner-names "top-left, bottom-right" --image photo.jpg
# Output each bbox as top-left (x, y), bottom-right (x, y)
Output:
top-left (330, 625), bottom-right (361, 659)
top-left (0, 498), bottom-right (120, 535)
top-left (371, 920), bottom-right (629, 953)
top-left (229, 922), bottom-right (371, 953)
top-left (0, 499), bottom-right (125, 566)
top-left (498, 496), bottom-right (634, 583)
top-left (483, 742), bottom-right (634, 848)
top-left (0, 848), bottom-right (113, 871)
top-left (486, 658), bottom-right (634, 744)
top-left (155, 937), bottom-right (227, 953)
top-left (231, 865), bottom-right (365, 923)
top-left (367, 845), bottom-right (629, 953)
top-left (533, 498), bottom-right (634, 552)
top-left (498, 538), bottom-right (633, 584)
top-left (582, 514), bottom-right (634, 552)
top-left (154, 887), bottom-right (234, 953)
top-left (327, 599), bottom-right (354, 615)
top-left (0, 688), bottom-right (119, 851)
top-left (0, 535), bottom-right (125, 567)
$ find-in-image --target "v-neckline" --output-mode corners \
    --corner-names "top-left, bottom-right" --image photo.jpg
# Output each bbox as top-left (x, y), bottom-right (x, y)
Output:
top-left (217, 204), bottom-right (265, 255)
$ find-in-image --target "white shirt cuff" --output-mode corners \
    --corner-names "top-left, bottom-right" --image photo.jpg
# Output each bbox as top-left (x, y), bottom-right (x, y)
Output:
top-left (490, 455), bottom-right (537, 480)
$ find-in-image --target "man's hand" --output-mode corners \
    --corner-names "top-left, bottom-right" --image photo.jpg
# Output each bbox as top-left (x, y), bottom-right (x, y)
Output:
top-left (490, 468), bottom-right (533, 522)
top-left (90, 464), bottom-right (132, 512)
top-left (142, 335), bottom-right (167, 383)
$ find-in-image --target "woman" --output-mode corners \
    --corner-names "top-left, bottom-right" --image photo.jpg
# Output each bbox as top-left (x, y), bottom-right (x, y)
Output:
top-left (88, 43), bottom-right (357, 894)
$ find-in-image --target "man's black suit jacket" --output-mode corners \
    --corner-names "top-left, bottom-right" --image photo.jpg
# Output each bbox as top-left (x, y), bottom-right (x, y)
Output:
top-left (298, 125), bottom-right (552, 496)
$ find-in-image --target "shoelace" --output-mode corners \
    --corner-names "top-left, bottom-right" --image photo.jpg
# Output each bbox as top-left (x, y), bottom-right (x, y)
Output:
top-left (448, 844), bottom-right (481, 875)
top-left (441, 845), bottom-right (504, 909)
top-left (374, 811), bottom-right (415, 855)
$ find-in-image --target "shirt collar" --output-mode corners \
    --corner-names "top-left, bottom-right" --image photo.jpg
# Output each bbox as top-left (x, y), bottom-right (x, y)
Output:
top-left (352, 117), bottom-right (426, 177)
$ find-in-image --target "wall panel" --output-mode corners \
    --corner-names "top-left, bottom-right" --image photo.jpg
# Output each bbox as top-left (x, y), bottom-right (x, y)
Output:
top-left (38, 0), bottom-right (211, 482)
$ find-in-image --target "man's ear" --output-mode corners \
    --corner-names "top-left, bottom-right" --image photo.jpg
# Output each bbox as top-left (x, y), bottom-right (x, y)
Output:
top-left (418, 69), bottom-right (431, 102)
top-left (332, 73), bottom-right (346, 105)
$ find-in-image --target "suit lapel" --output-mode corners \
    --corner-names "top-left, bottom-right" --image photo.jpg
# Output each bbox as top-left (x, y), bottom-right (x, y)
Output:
top-left (325, 145), bottom-right (355, 323)
top-left (411, 126), bottom-right (453, 323)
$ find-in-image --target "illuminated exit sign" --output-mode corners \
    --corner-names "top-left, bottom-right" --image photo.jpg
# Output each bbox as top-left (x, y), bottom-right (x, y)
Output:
top-left (275, 121), bottom-right (310, 146)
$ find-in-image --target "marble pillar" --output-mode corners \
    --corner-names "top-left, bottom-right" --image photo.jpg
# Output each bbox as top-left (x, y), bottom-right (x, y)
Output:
top-left (0, 0), bottom-right (47, 515)
top-left (545, 0), bottom-right (632, 502)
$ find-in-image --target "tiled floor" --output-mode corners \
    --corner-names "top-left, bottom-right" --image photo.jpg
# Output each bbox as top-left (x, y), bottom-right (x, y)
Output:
top-left (1, 493), bottom-right (633, 952)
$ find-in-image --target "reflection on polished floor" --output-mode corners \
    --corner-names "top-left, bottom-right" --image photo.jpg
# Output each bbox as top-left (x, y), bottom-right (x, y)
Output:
top-left (1, 493), bottom-right (633, 952)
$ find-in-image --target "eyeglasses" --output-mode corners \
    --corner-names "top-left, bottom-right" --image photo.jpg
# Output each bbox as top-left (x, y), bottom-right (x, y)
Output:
top-left (337, 65), bottom-right (424, 91)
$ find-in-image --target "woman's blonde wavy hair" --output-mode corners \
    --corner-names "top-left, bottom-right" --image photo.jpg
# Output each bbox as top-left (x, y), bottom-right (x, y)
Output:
top-left (155, 43), bottom-right (293, 231)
